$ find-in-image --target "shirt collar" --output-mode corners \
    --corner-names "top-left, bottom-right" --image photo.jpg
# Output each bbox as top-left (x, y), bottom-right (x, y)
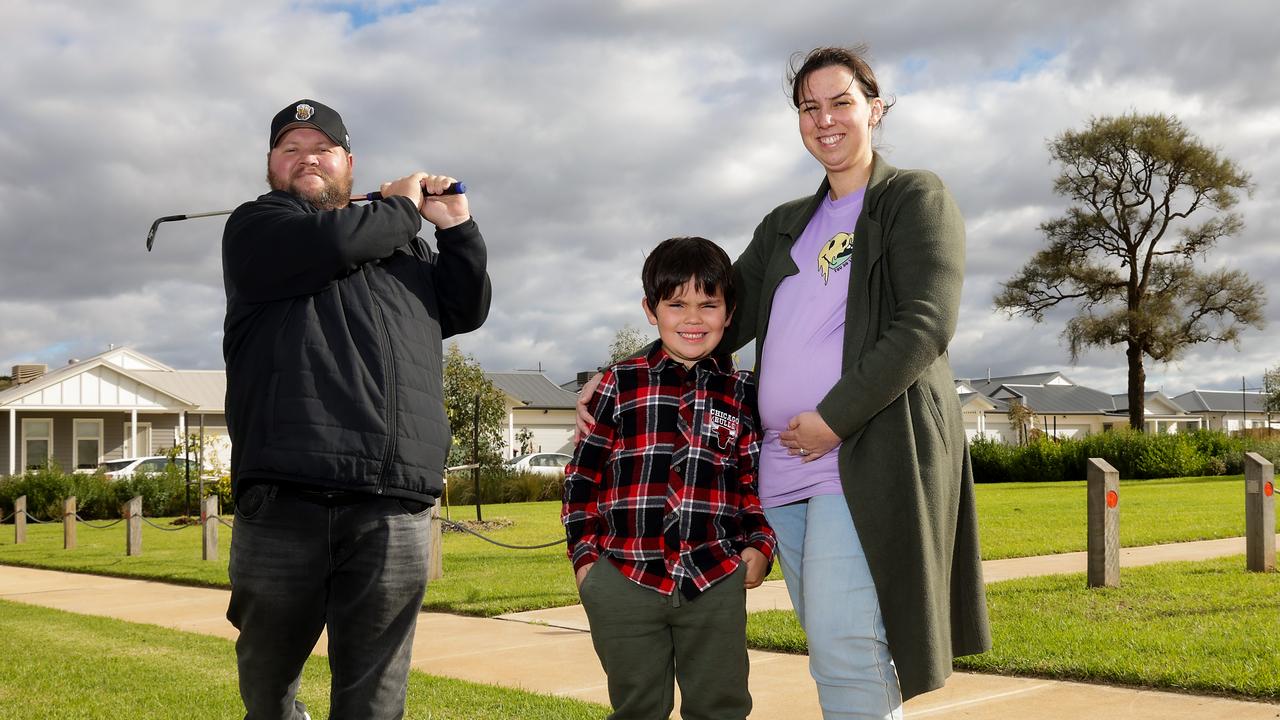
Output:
top-left (644, 339), bottom-right (732, 376)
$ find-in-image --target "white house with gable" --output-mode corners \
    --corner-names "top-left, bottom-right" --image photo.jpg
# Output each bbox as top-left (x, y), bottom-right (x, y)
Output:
top-left (0, 347), bottom-right (228, 476)
top-left (957, 371), bottom-right (1201, 443)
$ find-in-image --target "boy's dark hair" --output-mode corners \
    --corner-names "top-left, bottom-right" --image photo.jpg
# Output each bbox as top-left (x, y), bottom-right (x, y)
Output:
top-left (642, 236), bottom-right (735, 314)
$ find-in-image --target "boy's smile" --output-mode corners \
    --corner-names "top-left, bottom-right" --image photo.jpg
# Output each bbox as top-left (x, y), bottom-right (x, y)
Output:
top-left (643, 279), bottom-right (731, 368)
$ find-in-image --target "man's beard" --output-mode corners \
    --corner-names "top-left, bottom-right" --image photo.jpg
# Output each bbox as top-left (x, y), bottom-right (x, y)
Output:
top-left (267, 168), bottom-right (353, 211)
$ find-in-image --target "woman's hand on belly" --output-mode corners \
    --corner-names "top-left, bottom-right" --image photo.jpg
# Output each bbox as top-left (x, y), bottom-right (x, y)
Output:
top-left (779, 411), bottom-right (840, 463)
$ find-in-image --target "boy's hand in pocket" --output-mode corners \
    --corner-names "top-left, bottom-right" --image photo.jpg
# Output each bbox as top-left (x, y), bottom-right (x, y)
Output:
top-left (742, 548), bottom-right (767, 589)
top-left (575, 562), bottom-right (595, 590)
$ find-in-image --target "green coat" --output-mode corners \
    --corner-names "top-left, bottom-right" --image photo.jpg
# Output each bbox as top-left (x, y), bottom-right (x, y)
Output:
top-left (726, 154), bottom-right (991, 700)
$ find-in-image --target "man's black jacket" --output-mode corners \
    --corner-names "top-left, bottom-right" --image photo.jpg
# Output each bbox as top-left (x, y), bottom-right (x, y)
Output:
top-left (221, 190), bottom-right (491, 501)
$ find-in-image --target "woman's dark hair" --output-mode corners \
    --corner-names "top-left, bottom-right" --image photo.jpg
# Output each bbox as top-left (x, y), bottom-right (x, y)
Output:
top-left (788, 45), bottom-right (895, 120)
top-left (642, 237), bottom-right (736, 314)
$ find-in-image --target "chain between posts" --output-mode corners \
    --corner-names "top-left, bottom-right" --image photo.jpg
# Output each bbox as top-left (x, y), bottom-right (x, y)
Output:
top-left (73, 514), bottom-right (125, 530)
top-left (139, 515), bottom-right (195, 532)
top-left (22, 511), bottom-right (54, 524)
top-left (441, 518), bottom-right (564, 550)
top-left (17, 500), bottom-right (559, 551)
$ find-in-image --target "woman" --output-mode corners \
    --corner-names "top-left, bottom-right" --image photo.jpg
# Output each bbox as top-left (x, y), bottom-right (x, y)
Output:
top-left (579, 46), bottom-right (989, 718)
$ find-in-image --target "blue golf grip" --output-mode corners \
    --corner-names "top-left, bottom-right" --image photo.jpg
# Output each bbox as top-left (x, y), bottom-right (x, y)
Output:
top-left (358, 181), bottom-right (466, 202)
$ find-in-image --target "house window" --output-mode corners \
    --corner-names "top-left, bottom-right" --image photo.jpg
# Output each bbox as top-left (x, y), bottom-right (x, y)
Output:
top-left (21, 418), bottom-right (53, 471)
top-left (73, 419), bottom-right (104, 471)
top-left (124, 422), bottom-right (152, 458)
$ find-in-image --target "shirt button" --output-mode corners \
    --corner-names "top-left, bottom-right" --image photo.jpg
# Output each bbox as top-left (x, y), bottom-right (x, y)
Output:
top-left (672, 464), bottom-right (683, 474)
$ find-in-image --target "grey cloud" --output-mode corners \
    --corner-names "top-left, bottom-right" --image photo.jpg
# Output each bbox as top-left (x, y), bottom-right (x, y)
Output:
top-left (2, 0), bottom-right (1278, 395)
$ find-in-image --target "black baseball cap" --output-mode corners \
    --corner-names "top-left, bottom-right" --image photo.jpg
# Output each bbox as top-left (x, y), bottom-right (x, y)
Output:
top-left (270, 99), bottom-right (350, 152)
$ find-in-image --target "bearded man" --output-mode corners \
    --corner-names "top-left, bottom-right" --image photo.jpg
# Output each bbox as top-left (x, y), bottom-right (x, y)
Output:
top-left (221, 98), bottom-right (491, 720)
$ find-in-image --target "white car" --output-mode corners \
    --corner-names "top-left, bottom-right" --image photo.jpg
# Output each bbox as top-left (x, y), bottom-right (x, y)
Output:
top-left (503, 452), bottom-right (572, 476)
top-left (98, 456), bottom-right (195, 480)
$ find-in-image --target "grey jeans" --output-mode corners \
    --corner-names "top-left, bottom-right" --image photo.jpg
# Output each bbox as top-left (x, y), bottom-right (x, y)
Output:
top-left (227, 482), bottom-right (432, 720)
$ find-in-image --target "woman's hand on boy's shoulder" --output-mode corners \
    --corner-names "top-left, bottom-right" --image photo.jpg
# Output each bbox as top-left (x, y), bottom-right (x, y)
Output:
top-left (573, 372), bottom-right (605, 441)
top-left (742, 547), bottom-right (767, 589)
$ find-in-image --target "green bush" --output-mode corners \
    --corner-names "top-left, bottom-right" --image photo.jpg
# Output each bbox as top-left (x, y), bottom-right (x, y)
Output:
top-left (444, 467), bottom-right (564, 507)
top-left (969, 429), bottom-right (1280, 483)
top-left (0, 464), bottom-right (207, 521)
top-left (968, 436), bottom-right (1017, 483)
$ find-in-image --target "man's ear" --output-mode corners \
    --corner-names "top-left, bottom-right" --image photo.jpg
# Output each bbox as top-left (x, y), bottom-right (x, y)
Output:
top-left (642, 298), bottom-right (658, 326)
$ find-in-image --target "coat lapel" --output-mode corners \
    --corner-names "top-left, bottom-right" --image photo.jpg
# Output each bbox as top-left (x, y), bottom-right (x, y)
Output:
top-left (844, 154), bottom-right (896, 367)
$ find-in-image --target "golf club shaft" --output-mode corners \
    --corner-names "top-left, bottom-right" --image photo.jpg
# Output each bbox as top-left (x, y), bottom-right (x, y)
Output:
top-left (145, 180), bottom-right (467, 251)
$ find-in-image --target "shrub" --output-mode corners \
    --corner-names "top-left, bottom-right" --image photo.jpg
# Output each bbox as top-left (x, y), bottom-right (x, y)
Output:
top-left (443, 467), bottom-right (564, 507)
top-left (968, 436), bottom-right (1016, 483)
top-left (0, 464), bottom-right (209, 520)
top-left (968, 428), bottom-right (1276, 483)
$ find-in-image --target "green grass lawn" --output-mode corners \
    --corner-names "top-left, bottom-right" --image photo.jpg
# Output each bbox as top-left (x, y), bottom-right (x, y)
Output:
top-left (0, 476), bottom-right (1273, 617)
top-left (0, 599), bottom-right (608, 720)
top-left (747, 556), bottom-right (1280, 700)
top-left (975, 475), bottom-right (1275, 558)
top-left (2, 479), bottom-right (1277, 703)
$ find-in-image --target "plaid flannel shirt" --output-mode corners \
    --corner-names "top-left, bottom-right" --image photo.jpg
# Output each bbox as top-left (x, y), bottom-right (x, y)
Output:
top-left (562, 342), bottom-right (776, 599)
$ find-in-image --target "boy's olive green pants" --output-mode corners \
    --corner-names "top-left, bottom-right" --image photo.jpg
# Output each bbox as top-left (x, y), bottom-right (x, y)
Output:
top-left (579, 559), bottom-right (751, 720)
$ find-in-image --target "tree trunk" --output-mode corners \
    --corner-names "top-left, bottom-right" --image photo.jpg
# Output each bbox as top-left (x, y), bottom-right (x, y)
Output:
top-left (1127, 342), bottom-right (1146, 431)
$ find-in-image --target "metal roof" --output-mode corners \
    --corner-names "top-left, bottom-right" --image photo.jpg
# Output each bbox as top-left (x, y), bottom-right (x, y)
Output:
top-left (1172, 390), bottom-right (1269, 414)
top-left (487, 371), bottom-right (579, 409)
top-left (130, 370), bottom-right (226, 412)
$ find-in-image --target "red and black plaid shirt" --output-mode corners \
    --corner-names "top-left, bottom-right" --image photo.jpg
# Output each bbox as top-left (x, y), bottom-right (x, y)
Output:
top-left (562, 342), bottom-right (775, 599)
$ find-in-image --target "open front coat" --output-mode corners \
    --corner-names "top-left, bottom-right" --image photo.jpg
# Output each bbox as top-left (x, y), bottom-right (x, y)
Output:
top-left (726, 154), bottom-right (991, 700)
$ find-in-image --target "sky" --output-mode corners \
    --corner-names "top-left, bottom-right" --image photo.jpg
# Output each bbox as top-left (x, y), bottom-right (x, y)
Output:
top-left (2, 0), bottom-right (1278, 397)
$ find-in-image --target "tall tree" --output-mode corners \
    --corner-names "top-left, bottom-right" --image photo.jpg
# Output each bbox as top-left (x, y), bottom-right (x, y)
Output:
top-left (1006, 399), bottom-right (1036, 446)
top-left (995, 113), bottom-right (1263, 431)
top-left (1263, 366), bottom-right (1280, 427)
top-left (607, 323), bottom-right (652, 365)
top-left (442, 342), bottom-right (508, 468)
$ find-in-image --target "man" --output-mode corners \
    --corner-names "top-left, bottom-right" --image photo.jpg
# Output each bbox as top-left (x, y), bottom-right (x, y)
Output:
top-left (221, 98), bottom-right (491, 720)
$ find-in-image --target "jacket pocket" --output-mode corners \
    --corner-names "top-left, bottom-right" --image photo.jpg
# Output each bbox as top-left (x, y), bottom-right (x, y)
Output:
top-left (914, 381), bottom-right (949, 454)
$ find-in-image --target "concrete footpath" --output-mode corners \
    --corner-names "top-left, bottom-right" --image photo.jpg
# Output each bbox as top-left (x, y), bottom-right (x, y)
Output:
top-left (1, 535), bottom-right (1278, 719)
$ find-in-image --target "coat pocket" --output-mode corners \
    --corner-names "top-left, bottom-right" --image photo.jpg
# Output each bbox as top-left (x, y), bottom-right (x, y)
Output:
top-left (914, 381), bottom-right (950, 454)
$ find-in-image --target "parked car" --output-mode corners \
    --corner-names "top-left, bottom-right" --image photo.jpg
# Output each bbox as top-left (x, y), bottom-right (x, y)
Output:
top-left (98, 456), bottom-right (194, 480)
top-left (503, 452), bottom-right (572, 476)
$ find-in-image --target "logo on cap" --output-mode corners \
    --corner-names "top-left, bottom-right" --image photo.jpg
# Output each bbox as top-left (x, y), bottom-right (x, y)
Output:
top-left (295, 104), bottom-right (315, 121)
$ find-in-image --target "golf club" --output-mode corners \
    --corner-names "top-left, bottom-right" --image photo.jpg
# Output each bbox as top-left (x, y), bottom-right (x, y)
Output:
top-left (145, 181), bottom-right (466, 251)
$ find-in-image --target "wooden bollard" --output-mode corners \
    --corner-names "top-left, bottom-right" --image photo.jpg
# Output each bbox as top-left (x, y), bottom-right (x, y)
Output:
top-left (125, 496), bottom-right (143, 557)
top-left (1244, 452), bottom-right (1276, 572)
top-left (14, 495), bottom-right (26, 544)
top-left (1087, 458), bottom-right (1119, 588)
top-left (202, 495), bottom-right (218, 561)
top-left (428, 498), bottom-right (443, 581)
top-left (64, 496), bottom-right (77, 550)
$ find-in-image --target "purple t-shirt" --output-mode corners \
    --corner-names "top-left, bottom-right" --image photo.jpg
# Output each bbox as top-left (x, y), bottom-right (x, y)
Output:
top-left (757, 187), bottom-right (865, 507)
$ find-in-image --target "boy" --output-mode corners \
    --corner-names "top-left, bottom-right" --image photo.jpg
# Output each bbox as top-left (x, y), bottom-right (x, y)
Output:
top-left (563, 236), bottom-right (776, 720)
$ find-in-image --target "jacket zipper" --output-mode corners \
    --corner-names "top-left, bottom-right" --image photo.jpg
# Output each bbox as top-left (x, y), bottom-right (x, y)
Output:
top-left (365, 267), bottom-right (398, 494)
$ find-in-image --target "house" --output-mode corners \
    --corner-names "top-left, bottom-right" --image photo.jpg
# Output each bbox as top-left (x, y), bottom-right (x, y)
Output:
top-left (486, 371), bottom-right (580, 457)
top-left (1170, 390), bottom-right (1278, 431)
top-left (957, 372), bottom-right (1201, 443)
top-left (0, 347), bottom-right (228, 476)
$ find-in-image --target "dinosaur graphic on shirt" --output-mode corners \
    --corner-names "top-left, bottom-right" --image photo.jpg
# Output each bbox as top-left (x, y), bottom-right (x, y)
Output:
top-left (818, 232), bottom-right (855, 285)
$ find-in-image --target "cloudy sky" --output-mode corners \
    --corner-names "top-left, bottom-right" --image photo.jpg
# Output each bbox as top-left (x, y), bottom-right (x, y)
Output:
top-left (2, 0), bottom-right (1278, 397)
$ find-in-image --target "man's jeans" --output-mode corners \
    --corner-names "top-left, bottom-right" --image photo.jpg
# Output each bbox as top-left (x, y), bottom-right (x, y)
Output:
top-left (227, 483), bottom-right (432, 720)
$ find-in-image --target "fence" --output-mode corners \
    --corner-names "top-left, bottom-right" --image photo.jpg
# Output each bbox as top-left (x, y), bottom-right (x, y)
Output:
top-left (3, 494), bottom-right (236, 561)
top-left (1085, 453), bottom-right (1276, 587)
top-left (0, 492), bottom-right (565, 581)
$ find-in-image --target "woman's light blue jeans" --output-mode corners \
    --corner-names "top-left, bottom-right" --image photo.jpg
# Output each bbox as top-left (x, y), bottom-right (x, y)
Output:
top-left (763, 494), bottom-right (904, 720)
